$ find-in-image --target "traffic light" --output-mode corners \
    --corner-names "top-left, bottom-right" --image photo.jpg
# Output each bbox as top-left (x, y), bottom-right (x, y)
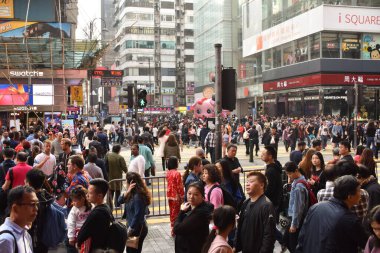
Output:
top-left (257, 101), bottom-right (263, 112)
top-left (137, 89), bottom-right (147, 108)
top-left (221, 68), bottom-right (236, 111)
top-left (121, 86), bottom-right (134, 108)
top-left (248, 101), bottom-right (254, 110)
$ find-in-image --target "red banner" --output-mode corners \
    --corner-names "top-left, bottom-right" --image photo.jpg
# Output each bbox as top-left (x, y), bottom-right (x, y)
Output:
top-left (264, 73), bottom-right (380, 91)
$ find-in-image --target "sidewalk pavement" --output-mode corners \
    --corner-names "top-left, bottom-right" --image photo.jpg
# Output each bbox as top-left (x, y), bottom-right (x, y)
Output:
top-left (143, 222), bottom-right (175, 253)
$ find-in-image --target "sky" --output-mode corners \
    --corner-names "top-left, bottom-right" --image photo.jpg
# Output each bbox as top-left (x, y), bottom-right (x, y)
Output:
top-left (75, 0), bottom-right (102, 40)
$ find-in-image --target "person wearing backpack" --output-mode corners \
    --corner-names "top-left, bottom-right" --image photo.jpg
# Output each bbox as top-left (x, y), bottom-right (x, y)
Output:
top-left (77, 178), bottom-right (112, 252)
top-left (283, 162), bottom-right (311, 253)
top-left (0, 185), bottom-right (37, 253)
top-left (26, 169), bottom-right (66, 253)
top-left (203, 164), bottom-right (223, 209)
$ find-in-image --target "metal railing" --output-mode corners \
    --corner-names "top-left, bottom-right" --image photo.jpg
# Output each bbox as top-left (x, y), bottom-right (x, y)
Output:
top-left (109, 168), bottom-right (275, 218)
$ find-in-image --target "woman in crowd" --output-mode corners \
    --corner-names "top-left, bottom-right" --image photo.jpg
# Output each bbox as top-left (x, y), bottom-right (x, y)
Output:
top-left (297, 124), bottom-right (307, 143)
top-left (310, 151), bottom-right (327, 195)
top-left (332, 121), bottom-right (343, 148)
top-left (354, 145), bottom-right (366, 164)
top-left (83, 130), bottom-right (94, 150)
top-left (364, 205), bottom-right (380, 253)
top-left (157, 130), bottom-right (169, 171)
top-left (222, 128), bottom-right (230, 157)
top-left (166, 156), bottom-right (184, 236)
top-left (118, 172), bottom-right (151, 253)
top-left (202, 205), bottom-right (236, 253)
top-left (183, 156), bottom-right (203, 200)
top-left (164, 134), bottom-right (181, 164)
top-left (174, 182), bottom-right (214, 253)
top-left (298, 148), bottom-right (316, 179)
top-left (203, 164), bottom-right (223, 208)
top-left (27, 145), bottom-right (40, 166)
top-left (360, 148), bottom-right (377, 179)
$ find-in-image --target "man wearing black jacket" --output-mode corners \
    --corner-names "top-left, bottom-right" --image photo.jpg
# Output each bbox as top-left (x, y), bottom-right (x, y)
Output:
top-left (261, 146), bottom-right (283, 219)
top-left (235, 171), bottom-right (276, 253)
top-left (357, 165), bottom-right (380, 210)
top-left (77, 179), bottom-right (112, 252)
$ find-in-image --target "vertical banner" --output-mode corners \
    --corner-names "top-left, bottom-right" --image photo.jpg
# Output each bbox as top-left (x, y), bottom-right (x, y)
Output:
top-left (70, 86), bottom-right (83, 106)
top-left (62, 119), bottom-right (75, 137)
top-left (0, 0), bottom-right (14, 19)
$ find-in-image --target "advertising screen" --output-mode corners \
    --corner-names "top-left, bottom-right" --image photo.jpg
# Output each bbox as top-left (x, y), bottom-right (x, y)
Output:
top-left (33, 84), bottom-right (54, 105)
top-left (0, 84), bottom-right (32, 106)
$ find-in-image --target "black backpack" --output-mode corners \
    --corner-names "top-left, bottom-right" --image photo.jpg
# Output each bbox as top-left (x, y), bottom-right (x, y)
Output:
top-left (107, 216), bottom-right (128, 253)
top-left (208, 184), bottom-right (238, 210)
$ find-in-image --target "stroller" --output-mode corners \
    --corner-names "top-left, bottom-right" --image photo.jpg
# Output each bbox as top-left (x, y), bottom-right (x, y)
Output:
top-left (231, 131), bottom-right (240, 144)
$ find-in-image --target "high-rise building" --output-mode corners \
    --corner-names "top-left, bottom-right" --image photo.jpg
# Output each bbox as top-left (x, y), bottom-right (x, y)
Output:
top-left (241, 0), bottom-right (380, 118)
top-left (193, 0), bottom-right (240, 103)
top-left (112, 0), bottom-right (194, 108)
top-left (101, 0), bottom-right (117, 68)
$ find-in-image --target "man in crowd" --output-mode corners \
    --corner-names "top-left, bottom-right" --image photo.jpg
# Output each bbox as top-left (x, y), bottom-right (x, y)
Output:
top-left (0, 148), bottom-right (15, 187)
top-left (297, 175), bottom-right (366, 253)
top-left (33, 140), bottom-right (56, 177)
top-left (129, 144), bottom-right (145, 178)
top-left (2, 152), bottom-right (32, 191)
top-left (195, 148), bottom-right (210, 166)
top-left (66, 155), bottom-right (91, 195)
top-left (318, 120), bottom-right (329, 151)
top-left (97, 127), bottom-right (109, 158)
top-left (339, 140), bottom-right (354, 163)
top-left (261, 146), bottom-right (282, 218)
top-left (88, 147), bottom-right (108, 181)
top-left (290, 141), bottom-right (306, 166)
top-left (204, 126), bottom-right (216, 163)
top-left (51, 132), bottom-right (63, 159)
top-left (84, 153), bottom-right (104, 179)
top-left (106, 144), bottom-right (127, 209)
top-left (199, 124), bottom-right (210, 153)
top-left (283, 161), bottom-right (309, 252)
top-left (58, 138), bottom-right (76, 172)
top-left (357, 165), bottom-right (380, 210)
top-left (137, 136), bottom-right (155, 184)
top-left (222, 144), bottom-right (243, 183)
top-left (77, 179), bottom-right (112, 252)
top-left (235, 171), bottom-right (276, 253)
top-left (312, 139), bottom-right (322, 152)
top-left (0, 186), bottom-right (37, 253)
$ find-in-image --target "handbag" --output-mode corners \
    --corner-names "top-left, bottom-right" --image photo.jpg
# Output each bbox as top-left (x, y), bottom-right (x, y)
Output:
top-left (126, 225), bottom-right (143, 249)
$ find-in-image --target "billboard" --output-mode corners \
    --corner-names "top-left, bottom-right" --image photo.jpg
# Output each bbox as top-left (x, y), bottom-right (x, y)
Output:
top-left (363, 34), bottom-right (380, 60)
top-left (0, 22), bottom-right (71, 38)
top-left (0, 84), bottom-right (32, 106)
top-left (0, 0), bottom-right (14, 19)
top-left (70, 86), bottom-right (83, 106)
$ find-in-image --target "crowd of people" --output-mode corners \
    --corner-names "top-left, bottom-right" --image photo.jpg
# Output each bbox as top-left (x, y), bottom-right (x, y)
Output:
top-left (0, 114), bottom-right (379, 253)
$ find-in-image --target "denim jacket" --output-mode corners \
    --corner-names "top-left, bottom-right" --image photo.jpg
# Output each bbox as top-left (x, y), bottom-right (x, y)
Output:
top-left (118, 193), bottom-right (147, 234)
top-left (288, 176), bottom-right (308, 228)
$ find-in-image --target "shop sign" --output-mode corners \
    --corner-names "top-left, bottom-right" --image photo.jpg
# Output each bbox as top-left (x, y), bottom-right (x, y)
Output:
top-left (10, 70), bottom-right (44, 77)
top-left (288, 97), bottom-right (302, 101)
top-left (243, 5), bottom-right (380, 57)
top-left (13, 106), bottom-right (37, 111)
top-left (304, 96), bottom-right (319, 101)
top-left (325, 96), bottom-right (347, 100)
top-left (66, 106), bottom-right (79, 112)
top-left (161, 87), bottom-right (175, 94)
top-left (0, 22), bottom-right (71, 38)
top-left (264, 73), bottom-right (380, 91)
top-left (0, 0), bottom-right (14, 19)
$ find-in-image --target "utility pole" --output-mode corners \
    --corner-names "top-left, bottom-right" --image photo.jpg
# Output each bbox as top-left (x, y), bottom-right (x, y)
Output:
top-left (134, 80), bottom-right (138, 121)
top-left (353, 80), bottom-right (358, 149)
top-left (215, 44), bottom-right (222, 161)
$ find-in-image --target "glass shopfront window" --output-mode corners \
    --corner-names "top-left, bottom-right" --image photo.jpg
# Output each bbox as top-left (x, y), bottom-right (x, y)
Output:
top-left (295, 37), bottom-right (309, 63)
top-left (264, 49), bottom-right (272, 70)
top-left (273, 46), bottom-right (282, 68)
top-left (283, 42), bottom-right (295, 66)
top-left (342, 34), bottom-right (361, 59)
top-left (311, 33), bottom-right (321, 59)
top-left (322, 33), bottom-right (340, 58)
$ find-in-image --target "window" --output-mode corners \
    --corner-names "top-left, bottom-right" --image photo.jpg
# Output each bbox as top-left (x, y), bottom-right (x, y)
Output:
top-left (125, 40), bottom-right (154, 49)
top-left (273, 46), bottom-right (281, 68)
top-left (161, 15), bottom-right (174, 22)
top-left (161, 41), bottom-right (175, 49)
top-left (263, 49), bottom-right (272, 70)
top-left (283, 42), bottom-right (295, 66)
top-left (184, 29), bottom-right (194, 36)
top-left (184, 42), bottom-right (194, 49)
top-left (322, 33), bottom-right (340, 58)
top-left (184, 3), bottom-right (193, 10)
top-left (185, 55), bottom-right (194, 62)
top-left (295, 37), bottom-right (308, 63)
top-left (162, 68), bottom-right (176, 76)
top-left (246, 2), bottom-right (250, 28)
top-left (138, 68), bottom-right (154, 76)
top-left (311, 33), bottom-right (321, 60)
top-left (161, 1), bottom-right (174, 8)
top-left (162, 81), bottom-right (175, 87)
top-left (342, 34), bottom-right (361, 59)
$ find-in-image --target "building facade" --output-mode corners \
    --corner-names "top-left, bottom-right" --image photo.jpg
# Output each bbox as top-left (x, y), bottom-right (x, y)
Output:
top-left (194, 0), bottom-right (240, 104)
top-left (241, 0), bottom-right (380, 119)
top-left (112, 0), bottom-right (194, 108)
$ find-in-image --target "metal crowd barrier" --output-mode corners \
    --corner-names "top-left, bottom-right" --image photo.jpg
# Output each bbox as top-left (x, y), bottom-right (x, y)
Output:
top-left (108, 168), bottom-right (275, 218)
